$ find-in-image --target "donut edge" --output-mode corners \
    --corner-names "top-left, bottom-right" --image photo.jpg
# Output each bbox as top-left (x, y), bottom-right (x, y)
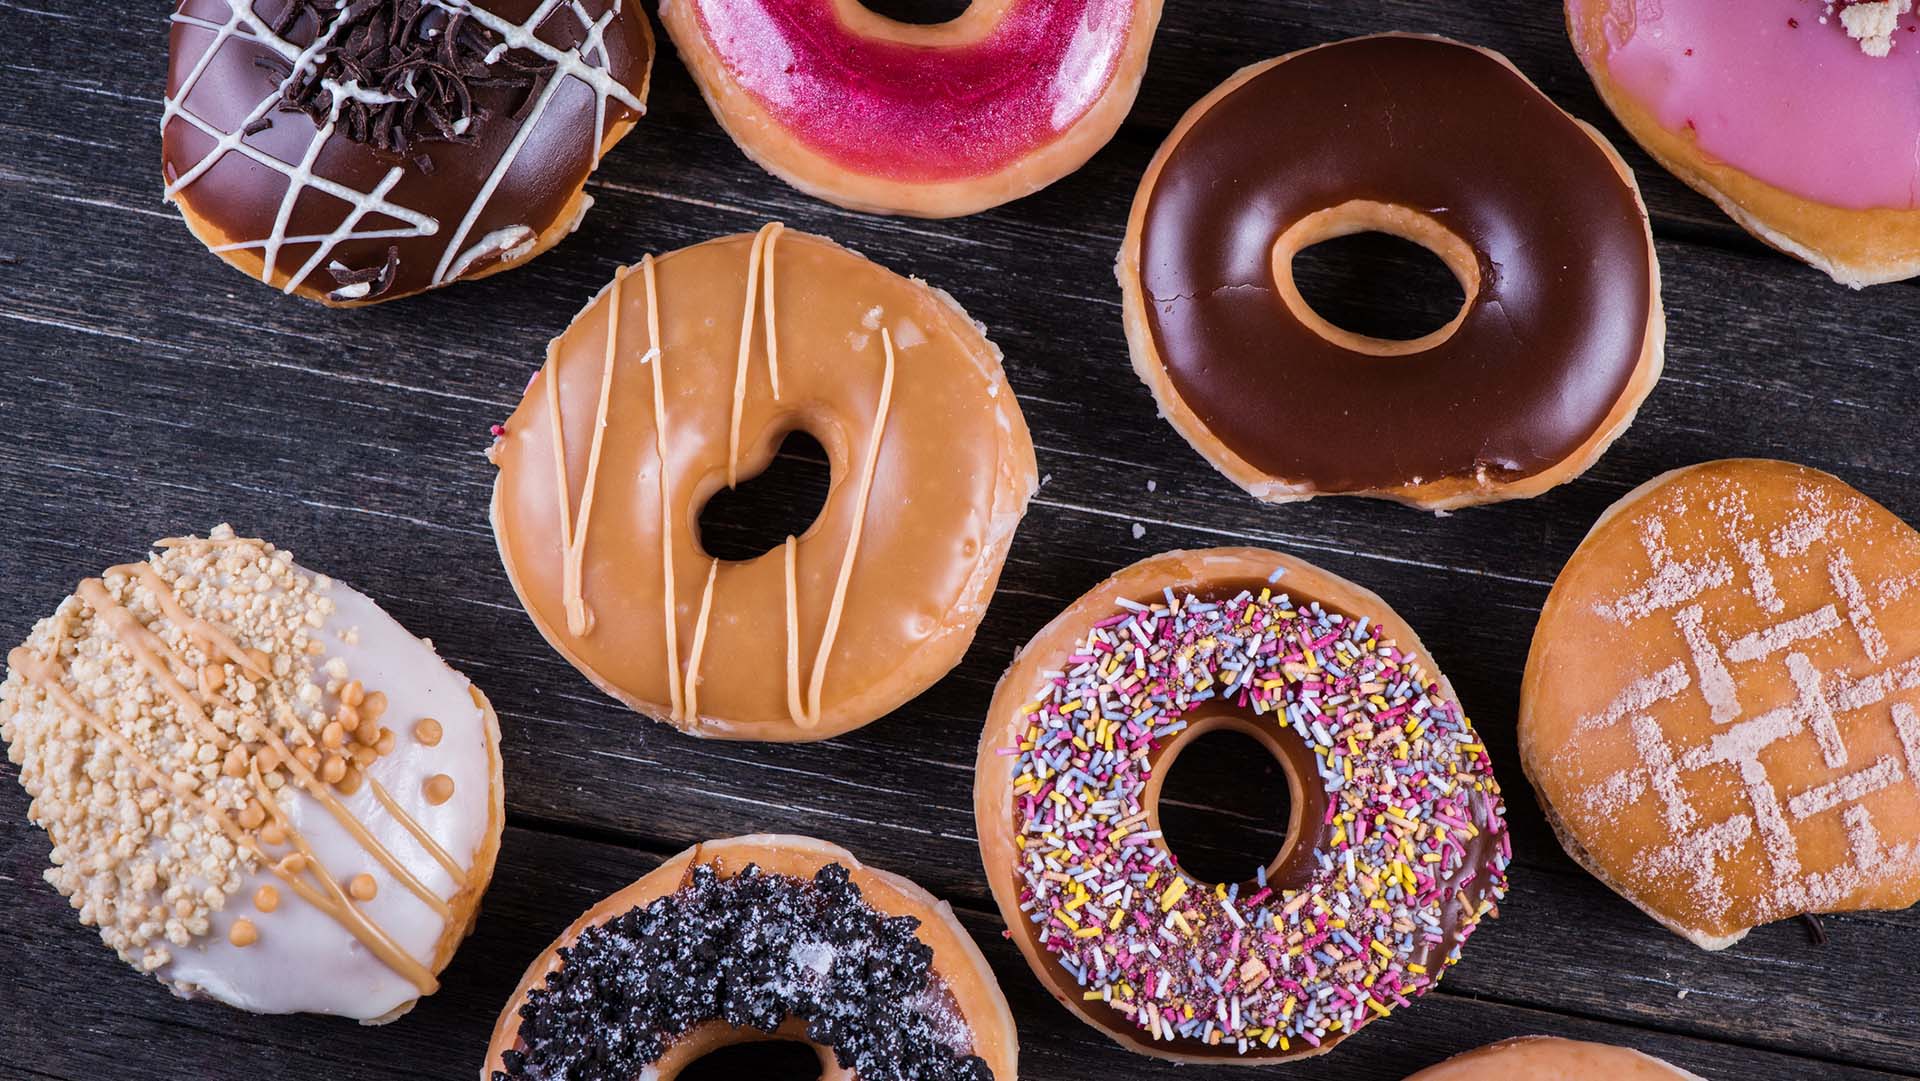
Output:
top-left (1566, 0), bottom-right (1920, 288)
top-left (973, 546), bottom-right (1482, 1064)
top-left (1116, 33), bottom-right (1665, 512)
top-left (656, 0), bottom-right (1164, 218)
top-left (1404, 1036), bottom-right (1710, 1080)
top-left (487, 229), bottom-right (1039, 742)
top-left (479, 834), bottom-right (1019, 1081)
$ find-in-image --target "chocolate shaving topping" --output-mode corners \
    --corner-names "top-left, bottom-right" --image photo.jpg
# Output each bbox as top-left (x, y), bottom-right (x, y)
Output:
top-left (327, 245), bottom-right (402, 301)
top-left (268, 0), bottom-right (558, 157)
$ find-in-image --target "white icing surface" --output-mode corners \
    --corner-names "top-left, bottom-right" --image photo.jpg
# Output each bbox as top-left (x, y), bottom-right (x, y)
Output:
top-left (159, 570), bottom-right (494, 1020)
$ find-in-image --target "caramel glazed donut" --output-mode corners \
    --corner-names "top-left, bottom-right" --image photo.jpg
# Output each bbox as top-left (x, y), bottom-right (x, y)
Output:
top-left (659, 0), bottom-right (1162, 217)
top-left (1405, 1037), bottom-right (1707, 1081)
top-left (976, 549), bottom-right (1510, 1063)
top-left (163, 0), bottom-right (653, 305)
top-left (490, 225), bottom-right (1037, 741)
top-left (1119, 34), bottom-right (1663, 510)
top-left (0, 527), bottom-right (504, 1021)
top-left (1569, 0), bottom-right (1920, 286)
top-left (484, 835), bottom-right (1017, 1081)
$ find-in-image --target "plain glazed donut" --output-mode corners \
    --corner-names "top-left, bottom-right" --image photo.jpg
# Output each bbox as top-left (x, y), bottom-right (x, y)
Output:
top-left (1404, 1037), bottom-right (1706, 1081)
top-left (658, 0), bottom-right (1162, 217)
top-left (1522, 459), bottom-right (1920, 949)
top-left (490, 226), bottom-right (1036, 740)
top-left (483, 834), bottom-right (1017, 1081)
top-left (1118, 34), bottom-right (1663, 510)
top-left (0, 526), bottom-right (504, 1022)
top-left (164, 0), bottom-right (653, 305)
top-left (1568, 0), bottom-right (1920, 287)
top-left (975, 548), bottom-right (1510, 1062)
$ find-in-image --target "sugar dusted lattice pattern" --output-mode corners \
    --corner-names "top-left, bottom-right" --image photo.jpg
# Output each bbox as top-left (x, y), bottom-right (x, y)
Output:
top-left (163, 0), bottom-right (643, 299)
top-left (1577, 480), bottom-right (1920, 928)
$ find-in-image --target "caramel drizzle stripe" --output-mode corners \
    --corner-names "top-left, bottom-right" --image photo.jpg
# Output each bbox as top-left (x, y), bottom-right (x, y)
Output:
top-left (784, 536), bottom-right (806, 726)
top-left (248, 705), bottom-right (452, 920)
top-left (130, 563), bottom-right (271, 681)
top-left (75, 578), bottom-right (231, 748)
top-left (683, 560), bottom-right (719, 722)
top-left (247, 773), bottom-right (437, 992)
top-left (727, 224), bottom-right (776, 488)
top-left (761, 223), bottom-right (784, 399)
top-left (561, 264), bottom-right (630, 637)
top-left (7, 649), bottom-right (437, 995)
top-left (369, 778), bottom-right (467, 888)
top-left (802, 327), bottom-right (896, 727)
top-left (640, 253), bottom-right (685, 724)
top-left (543, 340), bottom-right (582, 630)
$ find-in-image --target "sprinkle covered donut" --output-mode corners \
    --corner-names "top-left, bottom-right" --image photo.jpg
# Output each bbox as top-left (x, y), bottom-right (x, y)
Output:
top-left (658, 0), bottom-right (1162, 217)
top-left (0, 527), bottom-right (503, 1021)
top-left (164, 0), bottom-right (653, 304)
top-left (484, 834), bottom-right (1017, 1081)
top-left (490, 226), bottom-right (1037, 740)
top-left (975, 548), bottom-right (1510, 1062)
top-left (1118, 35), bottom-right (1662, 509)
top-left (1569, 0), bottom-right (1920, 286)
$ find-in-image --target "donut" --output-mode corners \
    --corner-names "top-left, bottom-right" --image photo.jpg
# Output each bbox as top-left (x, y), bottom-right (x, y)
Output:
top-left (1404, 1037), bottom-right (1705, 1081)
top-left (1117, 35), bottom-right (1663, 511)
top-left (0, 526), bottom-right (504, 1021)
top-left (975, 548), bottom-right (1511, 1062)
top-left (483, 834), bottom-right (1017, 1081)
top-left (1568, 0), bottom-right (1920, 287)
top-left (489, 225), bottom-right (1037, 741)
top-left (164, 0), bottom-right (653, 305)
top-left (657, 0), bottom-right (1162, 217)
top-left (1522, 459), bottom-right (1920, 949)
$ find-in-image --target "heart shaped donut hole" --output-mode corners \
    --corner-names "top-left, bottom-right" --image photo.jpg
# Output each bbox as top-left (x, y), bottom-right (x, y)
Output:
top-left (1522, 459), bottom-right (1920, 949)
top-left (1403, 1036), bottom-right (1707, 1081)
top-left (658, 0), bottom-right (1164, 216)
top-left (1118, 34), bottom-right (1664, 510)
top-left (490, 227), bottom-right (1037, 741)
top-left (975, 548), bottom-right (1511, 1063)
top-left (483, 835), bottom-right (1017, 1081)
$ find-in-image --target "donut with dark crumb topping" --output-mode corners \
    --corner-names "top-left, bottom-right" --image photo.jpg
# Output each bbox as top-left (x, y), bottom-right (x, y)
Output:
top-left (484, 835), bottom-right (1017, 1081)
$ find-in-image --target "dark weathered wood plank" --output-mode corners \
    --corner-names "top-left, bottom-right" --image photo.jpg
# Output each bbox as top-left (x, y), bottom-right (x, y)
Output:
top-left (4, 1), bottom-right (1920, 1079)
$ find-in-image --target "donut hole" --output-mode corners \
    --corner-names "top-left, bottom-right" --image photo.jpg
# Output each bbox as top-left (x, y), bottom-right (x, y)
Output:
top-left (697, 429), bottom-right (832, 563)
top-left (1291, 233), bottom-right (1466, 342)
top-left (1153, 724), bottom-right (1296, 887)
top-left (859, 0), bottom-right (974, 24)
top-left (1272, 200), bottom-right (1481, 357)
top-left (677, 1039), bottom-right (823, 1081)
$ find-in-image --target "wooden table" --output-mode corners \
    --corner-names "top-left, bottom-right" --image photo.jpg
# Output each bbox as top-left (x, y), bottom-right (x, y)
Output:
top-left (4, 2), bottom-right (1917, 1079)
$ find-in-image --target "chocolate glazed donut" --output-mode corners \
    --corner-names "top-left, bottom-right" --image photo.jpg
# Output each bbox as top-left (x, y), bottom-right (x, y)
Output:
top-left (163, 0), bottom-right (653, 305)
top-left (1118, 35), bottom-right (1663, 510)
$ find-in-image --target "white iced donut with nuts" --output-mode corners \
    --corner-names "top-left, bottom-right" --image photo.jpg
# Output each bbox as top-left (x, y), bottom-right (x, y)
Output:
top-left (0, 526), bottom-right (503, 1022)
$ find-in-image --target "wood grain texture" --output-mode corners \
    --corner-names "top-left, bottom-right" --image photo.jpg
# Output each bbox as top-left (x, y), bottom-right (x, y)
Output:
top-left (3, 1), bottom-right (1918, 1079)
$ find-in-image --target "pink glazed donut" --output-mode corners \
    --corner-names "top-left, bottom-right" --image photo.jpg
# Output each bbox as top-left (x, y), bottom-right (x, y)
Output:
top-left (1569, 0), bottom-right (1920, 286)
top-left (659, 0), bottom-right (1162, 217)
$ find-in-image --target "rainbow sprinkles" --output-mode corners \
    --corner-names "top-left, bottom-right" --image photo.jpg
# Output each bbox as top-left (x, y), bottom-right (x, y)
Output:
top-left (1005, 585), bottom-right (1511, 1054)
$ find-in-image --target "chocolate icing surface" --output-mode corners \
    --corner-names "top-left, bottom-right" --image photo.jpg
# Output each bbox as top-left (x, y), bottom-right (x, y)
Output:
top-left (1135, 35), bottom-right (1653, 491)
top-left (163, 0), bottom-right (650, 301)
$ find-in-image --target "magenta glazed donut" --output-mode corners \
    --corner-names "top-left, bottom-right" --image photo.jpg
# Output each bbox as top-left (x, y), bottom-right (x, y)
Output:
top-left (659, 0), bottom-right (1163, 217)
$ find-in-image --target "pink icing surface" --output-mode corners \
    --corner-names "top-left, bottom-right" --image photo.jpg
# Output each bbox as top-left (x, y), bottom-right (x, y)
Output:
top-left (1578, 0), bottom-right (1920, 209)
top-left (689, 0), bottom-right (1138, 181)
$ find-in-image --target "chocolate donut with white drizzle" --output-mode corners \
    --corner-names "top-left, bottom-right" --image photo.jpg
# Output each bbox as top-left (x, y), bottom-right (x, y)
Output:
top-left (163, 0), bottom-right (652, 305)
